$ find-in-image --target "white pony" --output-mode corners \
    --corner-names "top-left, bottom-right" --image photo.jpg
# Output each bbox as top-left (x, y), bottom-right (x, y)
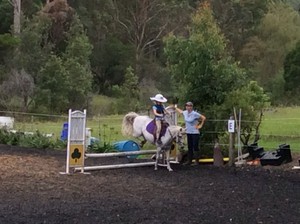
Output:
top-left (122, 112), bottom-right (185, 171)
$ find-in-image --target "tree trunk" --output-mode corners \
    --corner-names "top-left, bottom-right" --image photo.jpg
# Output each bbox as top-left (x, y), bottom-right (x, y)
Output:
top-left (13, 0), bottom-right (21, 35)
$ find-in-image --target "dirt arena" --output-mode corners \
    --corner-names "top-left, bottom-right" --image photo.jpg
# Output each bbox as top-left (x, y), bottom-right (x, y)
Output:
top-left (0, 144), bottom-right (299, 224)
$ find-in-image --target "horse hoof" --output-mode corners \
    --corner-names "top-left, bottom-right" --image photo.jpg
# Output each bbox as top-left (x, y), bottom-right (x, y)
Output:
top-left (168, 169), bottom-right (173, 172)
top-left (154, 167), bottom-right (158, 171)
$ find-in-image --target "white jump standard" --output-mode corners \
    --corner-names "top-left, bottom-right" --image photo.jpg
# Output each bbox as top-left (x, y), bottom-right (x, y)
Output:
top-left (60, 109), bottom-right (87, 174)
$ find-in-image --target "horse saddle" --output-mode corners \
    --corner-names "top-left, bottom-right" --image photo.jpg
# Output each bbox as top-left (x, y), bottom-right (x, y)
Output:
top-left (146, 119), bottom-right (169, 140)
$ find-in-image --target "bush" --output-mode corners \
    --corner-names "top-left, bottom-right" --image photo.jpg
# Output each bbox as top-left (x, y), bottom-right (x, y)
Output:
top-left (88, 142), bottom-right (116, 153)
top-left (89, 95), bottom-right (118, 115)
top-left (0, 129), bottom-right (66, 150)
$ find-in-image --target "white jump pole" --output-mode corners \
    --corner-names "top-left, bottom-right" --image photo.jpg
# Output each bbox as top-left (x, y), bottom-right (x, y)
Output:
top-left (74, 149), bottom-right (158, 172)
top-left (85, 150), bottom-right (157, 158)
top-left (75, 162), bottom-right (156, 171)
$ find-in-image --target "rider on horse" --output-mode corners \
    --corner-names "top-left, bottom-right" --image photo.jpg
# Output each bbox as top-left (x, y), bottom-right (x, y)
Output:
top-left (150, 94), bottom-right (171, 145)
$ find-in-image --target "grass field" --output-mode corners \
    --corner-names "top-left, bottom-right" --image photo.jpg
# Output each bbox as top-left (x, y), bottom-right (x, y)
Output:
top-left (259, 107), bottom-right (300, 152)
top-left (10, 107), bottom-right (300, 152)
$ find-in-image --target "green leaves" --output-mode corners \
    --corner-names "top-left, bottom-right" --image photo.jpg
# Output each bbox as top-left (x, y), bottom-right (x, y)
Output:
top-left (165, 4), bottom-right (245, 108)
top-left (16, 7), bottom-right (93, 113)
top-left (283, 41), bottom-right (300, 103)
top-left (36, 55), bottom-right (69, 112)
top-left (241, 1), bottom-right (300, 100)
top-left (164, 3), bottom-right (270, 147)
top-left (117, 66), bottom-right (141, 113)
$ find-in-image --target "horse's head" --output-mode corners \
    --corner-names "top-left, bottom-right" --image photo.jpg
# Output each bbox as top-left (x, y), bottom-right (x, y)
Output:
top-left (169, 126), bottom-right (186, 149)
top-left (177, 127), bottom-right (186, 149)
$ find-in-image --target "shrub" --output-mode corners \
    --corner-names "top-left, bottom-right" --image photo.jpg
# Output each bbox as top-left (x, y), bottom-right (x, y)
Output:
top-left (0, 129), bottom-right (66, 150)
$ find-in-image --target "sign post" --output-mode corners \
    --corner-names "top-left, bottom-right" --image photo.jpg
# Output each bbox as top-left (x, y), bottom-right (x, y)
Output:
top-left (228, 116), bottom-right (235, 166)
top-left (228, 119), bottom-right (235, 133)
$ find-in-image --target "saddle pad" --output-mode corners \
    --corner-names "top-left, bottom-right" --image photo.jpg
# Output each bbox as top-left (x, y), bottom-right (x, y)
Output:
top-left (146, 120), bottom-right (168, 137)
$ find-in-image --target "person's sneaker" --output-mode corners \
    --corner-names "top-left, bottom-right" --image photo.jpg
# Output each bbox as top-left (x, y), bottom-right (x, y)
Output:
top-left (191, 161), bottom-right (200, 166)
top-left (157, 139), bottom-right (162, 145)
top-left (183, 160), bottom-right (192, 166)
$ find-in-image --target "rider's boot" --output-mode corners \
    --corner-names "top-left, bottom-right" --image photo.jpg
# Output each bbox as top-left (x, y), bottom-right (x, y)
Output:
top-left (157, 138), bottom-right (162, 145)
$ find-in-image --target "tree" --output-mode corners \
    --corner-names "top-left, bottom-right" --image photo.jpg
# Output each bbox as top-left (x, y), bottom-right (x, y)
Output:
top-left (62, 15), bottom-right (93, 109)
top-left (0, 33), bottom-right (19, 65)
top-left (35, 55), bottom-right (69, 112)
top-left (283, 41), bottom-right (300, 103)
top-left (14, 14), bottom-right (52, 79)
top-left (240, 1), bottom-right (300, 102)
top-left (0, 0), bottom-right (13, 34)
top-left (12, 0), bottom-right (21, 35)
top-left (69, 0), bottom-right (192, 95)
top-left (68, 0), bottom-right (135, 94)
top-left (111, 0), bottom-right (191, 78)
top-left (164, 2), bottom-right (269, 149)
top-left (211, 0), bottom-right (268, 59)
top-left (118, 66), bottom-right (140, 113)
top-left (9, 0), bottom-right (93, 113)
top-left (32, 13), bottom-right (93, 113)
top-left (0, 69), bottom-right (34, 111)
top-left (221, 81), bottom-right (270, 145)
top-left (164, 2), bottom-right (245, 108)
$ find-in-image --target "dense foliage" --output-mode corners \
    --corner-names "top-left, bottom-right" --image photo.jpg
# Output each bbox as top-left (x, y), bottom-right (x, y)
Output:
top-left (0, 0), bottom-right (299, 149)
top-left (164, 3), bottom-right (270, 146)
top-left (0, 129), bottom-right (66, 149)
top-left (283, 41), bottom-right (300, 103)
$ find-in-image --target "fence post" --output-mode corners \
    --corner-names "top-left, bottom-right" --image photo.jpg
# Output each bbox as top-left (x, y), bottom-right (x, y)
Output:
top-left (228, 116), bottom-right (235, 166)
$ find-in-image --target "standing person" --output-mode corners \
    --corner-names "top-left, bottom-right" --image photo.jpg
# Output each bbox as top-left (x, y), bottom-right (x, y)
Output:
top-left (150, 94), bottom-right (170, 145)
top-left (174, 102), bottom-right (206, 165)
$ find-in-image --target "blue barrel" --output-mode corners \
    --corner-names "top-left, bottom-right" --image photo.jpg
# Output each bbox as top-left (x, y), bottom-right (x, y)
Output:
top-left (113, 140), bottom-right (140, 159)
top-left (60, 122), bottom-right (68, 141)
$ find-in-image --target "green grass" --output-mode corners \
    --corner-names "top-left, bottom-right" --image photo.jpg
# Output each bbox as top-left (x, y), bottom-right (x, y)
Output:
top-left (86, 115), bottom-right (125, 143)
top-left (260, 107), bottom-right (300, 152)
top-left (13, 115), bottom-right (125, 143)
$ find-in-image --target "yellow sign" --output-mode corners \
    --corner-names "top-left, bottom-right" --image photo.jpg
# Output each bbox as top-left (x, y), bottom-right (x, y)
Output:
top-left (69, 144), bottom-right (84, 166)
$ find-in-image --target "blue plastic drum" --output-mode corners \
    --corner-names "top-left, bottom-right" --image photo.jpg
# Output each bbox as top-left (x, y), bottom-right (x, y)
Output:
top-left (113, 140), bottom-right (140, 159)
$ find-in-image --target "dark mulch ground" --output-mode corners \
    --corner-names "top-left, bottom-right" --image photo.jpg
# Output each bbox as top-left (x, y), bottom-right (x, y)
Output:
top-left (0, 144), bottom-right (299, 224)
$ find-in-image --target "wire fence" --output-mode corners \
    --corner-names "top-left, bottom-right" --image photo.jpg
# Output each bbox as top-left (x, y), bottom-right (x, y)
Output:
top-left (0, 111), bottom-right (299, 152)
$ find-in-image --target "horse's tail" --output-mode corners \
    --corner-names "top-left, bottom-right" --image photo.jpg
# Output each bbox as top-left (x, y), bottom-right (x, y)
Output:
top-left (121, 112), bottom-right (139, 136)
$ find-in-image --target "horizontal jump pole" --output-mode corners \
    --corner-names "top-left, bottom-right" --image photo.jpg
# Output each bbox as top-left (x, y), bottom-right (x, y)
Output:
top-left (85, 150), bottom-right (157, 158)
top-left (74, 162), bottom-right (156, 171)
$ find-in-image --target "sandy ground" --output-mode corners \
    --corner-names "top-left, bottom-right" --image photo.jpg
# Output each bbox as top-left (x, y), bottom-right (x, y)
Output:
top-left (0, 145), bottom-right (299, 224)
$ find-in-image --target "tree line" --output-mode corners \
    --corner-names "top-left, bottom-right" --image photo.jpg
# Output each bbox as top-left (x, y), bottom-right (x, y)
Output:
top-left (0, 0), bottom-right (299, 144)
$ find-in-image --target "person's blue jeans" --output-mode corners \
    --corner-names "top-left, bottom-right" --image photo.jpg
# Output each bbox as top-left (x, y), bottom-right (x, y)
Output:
top-left (187, 134), bottom-right (200, 154)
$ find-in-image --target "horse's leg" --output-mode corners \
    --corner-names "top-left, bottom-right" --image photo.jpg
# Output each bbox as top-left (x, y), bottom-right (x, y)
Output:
top-left (138, 135), bottom-right (147, 148)
top-left (166, 149), bottom-right (173, 172)
top-left (140, 138), bottom-right (147, 148)
top-left (155, 147), bottom-right (160, 171)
